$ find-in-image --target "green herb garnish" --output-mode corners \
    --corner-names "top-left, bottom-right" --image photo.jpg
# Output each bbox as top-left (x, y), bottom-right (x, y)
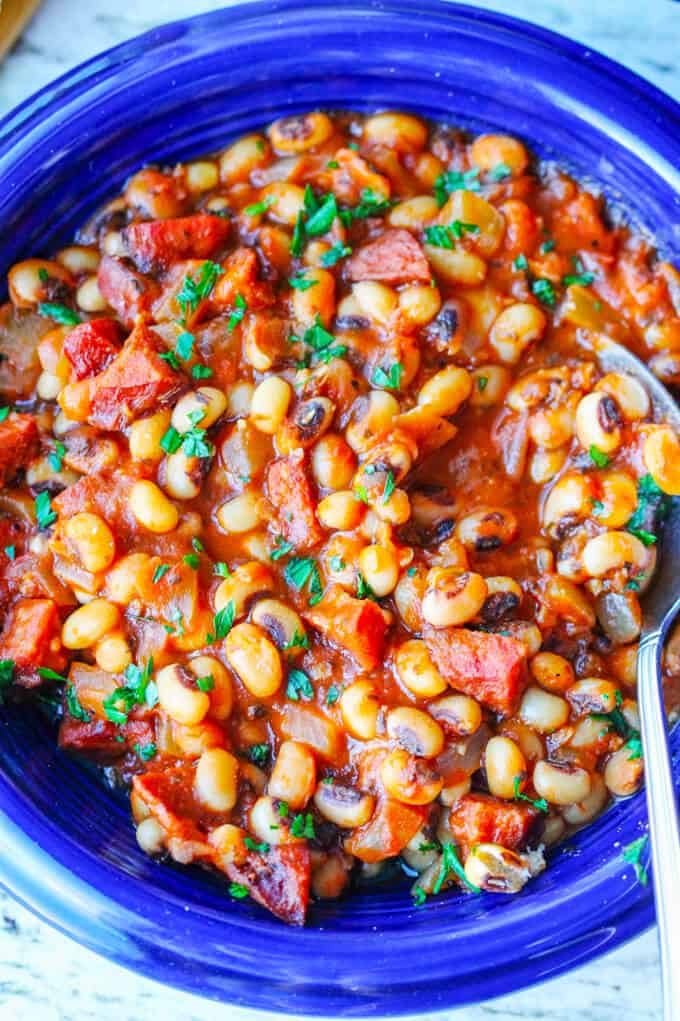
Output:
top-left (371, 362), bottom-right (404, 390)
top-left (589, 444), bottom-right (610, 468)
top-left (621, 835), bottom-right (649, 886)
top-left (531, 278), bottom-right (557, 306)
top-left (35, 491), bottom-right (56, 530)
top-left (37, 303), bottom-right (82, 326)
top-left (433, 841), bottom-right (480, 894)
top-left (433, 168), bottom-right (480, 206)
top-left (320, 242), bottom-right (352, 267)
top-left (227, 293), bottom-right (247, 333)
top-left (177, 260), bottom-right (223, 321)
top-left (290, 812), bottom-right (316, 839)
top-left (513, 775), bottom-right (549, 813)
top-left (286, 668), bottom-right (314, 701)
top-left (48, 440), bottom-right (66, 473)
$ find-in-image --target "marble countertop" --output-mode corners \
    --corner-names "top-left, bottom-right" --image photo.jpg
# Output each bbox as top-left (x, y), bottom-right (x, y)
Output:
top-left (0, 1), bottom-right (677, 1019)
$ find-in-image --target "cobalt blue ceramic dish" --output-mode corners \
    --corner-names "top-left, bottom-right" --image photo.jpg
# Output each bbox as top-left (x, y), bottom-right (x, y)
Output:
top-left (0, 1), bottom-right (679, 1013)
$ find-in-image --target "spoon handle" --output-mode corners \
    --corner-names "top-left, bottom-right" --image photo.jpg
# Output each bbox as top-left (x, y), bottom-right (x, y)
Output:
top-left (637, 632), bottom-right (680, 1021)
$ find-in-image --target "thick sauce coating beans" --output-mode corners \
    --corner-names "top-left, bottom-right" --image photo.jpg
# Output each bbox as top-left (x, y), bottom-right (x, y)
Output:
top-left (1, 109), bottom-right (679, 924)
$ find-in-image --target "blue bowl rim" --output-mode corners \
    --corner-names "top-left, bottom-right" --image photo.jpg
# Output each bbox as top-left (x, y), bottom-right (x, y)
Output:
top-left (0, 1), bottom-right (677, 1014)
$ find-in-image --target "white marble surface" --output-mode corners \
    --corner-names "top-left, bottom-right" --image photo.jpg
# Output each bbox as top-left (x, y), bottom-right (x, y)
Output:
top-left (0, 1), bottom-right (677, 1019)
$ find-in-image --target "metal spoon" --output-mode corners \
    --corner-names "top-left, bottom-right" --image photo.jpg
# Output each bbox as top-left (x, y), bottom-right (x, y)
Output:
top-left (594, 336), bottom-right (680, 1021)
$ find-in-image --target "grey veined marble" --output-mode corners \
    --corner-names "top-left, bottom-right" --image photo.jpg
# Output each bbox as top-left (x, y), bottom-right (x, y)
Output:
top-left (0, 1), bottom-right (678, 1018)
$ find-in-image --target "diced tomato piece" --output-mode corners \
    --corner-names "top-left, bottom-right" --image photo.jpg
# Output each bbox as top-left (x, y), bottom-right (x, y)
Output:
top-left (0, 598), bottom-right (63, 687)
top-left (87, 319), bottom-right (186, 430)
top-left (63, 319), bottom-right (121, 380)
top-left (223, 844), bottom-right (311, 926)
top-left (122, 214), bottom-right (230, 274)
top-left (449, 794), bottom-right (540, 853)
top-left (304, 586), bottom-right (388, 672)
top-left (424, 626), bottom-right (528, 717)
top-left (266, 451), bottom-right (324, 551)
top-left (345, 229), bottom-right (430, 285)
top-left (550, 192), bottom-right (614, 255)
top-left (344, 798), bottom-right (426, 863)
top-left (0, 413), bottom-right (39, 487)
top-left (97, 255), bottom-right (161, 327)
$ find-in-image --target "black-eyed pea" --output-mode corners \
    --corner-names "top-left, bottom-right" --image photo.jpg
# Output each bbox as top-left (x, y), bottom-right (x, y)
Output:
top-left (345, 391), bottom-right (400, 453)
top-left (649, 352), bottom-right (680, 388)
top-left (250, 376), bottom-right (292, 435)
top-left (438, 190), bottom-right (505, 257)
top-left (157, 663), bottom-right (210, 726)
top-left (184, 160), bottom-right (219, 193)
top-left (398, 284), bottom-right (441, 328)
top-left (519, 686), bottom-right (570, 734)
top-left (164, 451), bottom-right (204, 500)
top-left (388, 195), bottom-right (439, 229)
top-left (311, 854), bottom-right (352, 899)
top-left (380, 748), bottom-right (443, 805)
top-left (64, 512), bottom-right (115, 573)
top-left (62, 599), bottom-right (120, 650)
top-left (311, 433), bottom-right (356, 490)
top-left (530, 652), bottom-right (575, 694)
top-left (225, 622), bottom-right (283, 698)
top-left (532, 760), bottom-right (592, 805)
top-left (527, 446), bottom-right (568, 485)
top-left (386, 706), bottom-right (444, 758)
top-left (643, 425), bottom-right (680, 495)
top-left (194, 748), bottom-right (239, 813)
top-left (340, 680), bottom-right (380, 740)
top-left (594, 471), bottom-right (638, 528)
top-left (362, 112), bottom-right (427, 153)
top-left (528, 404), bottom-right (575, 450)
top-left (481, 576), bottom-right (522, 621)
top-left (318, 491), bottom-right (365, 531)
top-left (276, 396), bottom-right (335, 454)
top-left (582, 531), bottom-right (649, 579)
top-left (607, 644), bottom-right (639, 689)
top-left (502, 720), bottom-right (545, 762)
top-left (469, 365), bottom-right (511, 407)
top-left (172, 387), bottom-right (227, 434)
top-left (251, 598), bottom-right (306, 656)
top-left (484, 735), bottom-right (526, 800)
top-left (352, 281), bottom-right (398, 324)
top-left (422, 568), bottom-right (487, 627)
top-left (268, 740), bottom-right (316, 809)
top-left (393, 570), bottom-right (428, 632)
top-left (374, 486), bottom-right (411, 526)
top-left (566, 677), bottom-right (620, 716)
top-left (424, 245), bottom-right (486, 286)
top-left (76, 275), bottom-right (107, 312)
top-left (488, 303), bottom-right (546, 364)
top-left (604, 745), bottom-right (644, 797)
top-left (464, 843), bottom-right (534, 893)
top-left (413, 151), bottom-right (445, 189)
top-left (575, 391), bottom-right (623, 454)
top-left (262, 181), bottom-right (306, 225)
top-left (358, 544), bottom-right (399, 597)
top-left (249, 795), bottom-right (299, 845)
top-left (455, 507), bottom-right (518, 551)
top-left (8, 258), bottom-right (71, 308)
top-left (94, 631), bottom-right (132, 673)
top-left (129, 409), bottom-right (172, 461)
top-left (56, 245), bottom-right (100, 275)
top-left (269, 112), bottom-right (334, 153)
top-left (541, 814), bottom-right (566, 847)
top-left (129, 480), bottom-right (179, 534)
top-left (102, 231), bottom-right (125, 257)
top-left (208, 823), bottom-right (248, 867)
top-left (213, 561), bottom-right (273, 618)
top-left (394, 638), bottom-right (448, 698)
top-left (136, 818), bottom-right (166, 855)
top-left (219, 134), bottom-right (270, 184)
top-left (595, 372), bottom-right (650, 421)
top-left (439, 775), bottom-right (472, 807)
top-left (417, 366), bottom-right (472, 417)
top-left (429, 693), bottom-right (483, 737)
top-left (313, 781), bottom-right (375, 828)
top-left (216, 492), bottom-right (261, 534)
top-left (292, 267), bottom-right (335, 327)
top-left (104, 552), bottom-right (151, 605)
top-left (542, 472), bottom-right (593, 533)
top-left (470, 134), bottom-right (529, 176)
top-left (562, 773), bottom-right (608, 825)
top-left (188, 654), bottom-right (233, 721)
top-left (125, 169), bottom-right (186, 219)
top-left (226, 381), bottom-right (255, 418)
top-left (401, 827), bottom-right (441, 872)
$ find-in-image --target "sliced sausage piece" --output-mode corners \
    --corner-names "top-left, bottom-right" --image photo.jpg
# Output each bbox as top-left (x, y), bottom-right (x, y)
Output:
top-left (87, 320), bottom-right (186, 430)
top-left (424, 626), bottom-right (528, 717)
top-left (449, 793), bottom-right (540, 853)
top-left (0, 413), bottom-right (39, 486)
top-left (223, 844), bottom-right (311, 926)
top-left (304, 585), bottom-right (388, 672)
top-left (59, 716), bottom-right (155, 759)
top-left (132, 766), bottom-right (216, 862)
top-left (266, 451), bottom-right (324, 551)
top-left (345, 229), bottom-right (431, 285)
top-left (97, 255), bottom-right (161, 327)
top-left (63, 319), bottom-right (121, 380)
top-left (122, 214), bottom-right (231, 274)
top-left (0, 597), bottom-right (63, 688)
top-left (344, 798), bottom-right (426, 863)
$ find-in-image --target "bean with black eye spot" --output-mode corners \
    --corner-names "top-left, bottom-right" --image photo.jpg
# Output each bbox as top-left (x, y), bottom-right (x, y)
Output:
top-left (335, 315), bottom-right (370, 331)
top-left (481, 591), bottom-right (520, 623)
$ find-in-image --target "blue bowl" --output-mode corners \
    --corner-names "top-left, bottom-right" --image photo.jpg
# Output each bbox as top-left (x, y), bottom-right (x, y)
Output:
top-left (0, 2), bottom-right (679, 1013)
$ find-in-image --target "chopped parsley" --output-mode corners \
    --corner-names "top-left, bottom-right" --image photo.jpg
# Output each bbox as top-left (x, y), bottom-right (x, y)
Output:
top-left (513, 253), bottom-right (529, 272)
top-left (283, 629), bottom-right (309, 654)
top-left (160, 426), bottom-right (183, 454)
top-left (625, 572), bottom-right (646, 593)
top-left (356, 573), bottom-right (377, 601)
top-left (0, 406), bottom-right (10, 424)
top-left (371, 362), bottom-right (404, 390)
top-left (134, 741), bottom-right (157, 761)
top-left (4, 546), bottom-right (15, 560)
top-left (513, 775), bottom-right (549, 813)
top-left (284, 556), bottom-right (323, 605)
top-left (320, 242), bottom-right (352, 267)
top-left (625, 473), bottom-right (669, 547)
top-left (540, 239), bottom-right (556, 254)
top-left (288, 274), bottom-right (318, 291)
top-left (424, 221), bottom-right (479, 249)
top-left (227, 293), bottom-right (247, 333)
top-left (163, 607), bottom-right (185, 637)
top-left (326, 685), bottom-right (340, 705)
top-left (247, 743), bottom-right (270, 767)
top-left (244, 837), bottom-right (269, 853)
top-left (412, 886), bottom-right (427, 907)
top-left (208, 600), bottom-right (235, 643)
top-left (354, 484), bottom-right (370, 505)
top-left (305, 192), bottom-right (338, 236)
top-left (37, 302), bottom-right (82, 326)
top-left (183, 553), bottom-right (200, 571)
top-left (382, 470), bottom-right (396, 504)
top-left (192, 537), bottom-right (204, 553)
top-left (35, 491), bottom-right (57, 530)
top-left (195, 674), bottom-right (215, 692)
top-left (175, 330), bottom-right (195, 362)
top-left (489, 162), bottom-right (512, 181)
top-left (177, 260), bottom-right (223, 321)
top-left (328, 555), bottom-right (346, 572)
top-left (48, 440), bottom-right (66, 473)
top-left (621, 834), bottom-right (649, 886)
top-left (244, 194), bottom-right (276, 217)
top-left (563, 255), bottom-right (595, 287)
top-left (65, 684), bottom-right (90, 722)
top-left (590, 498), bottom-right (605, 516)
top-left (290, 812), bottom-right (316, 839)
top-left (433, 841), bottom-right (480, 894)
top-left (297, 315), bottom-right (347, 365)
top-left (433, 168), bottom-right (480, 206)
top-left (152, 563), bottom-right (171, 584)
top-left (477, 375), bottom-right (488, 391)
top-left (191, 363), bottom-right (213, 380)
top-left (338, 188), bottom-right (392, 225)
top-left (590, 689), bottom-right (642, 759)
top-left (286, 668), bottom-right (314, 701)
top-left (589, 444), bottom-right (610, 468)
top-left (270, 535), bottom-right (294, 561)
top-left (37, 666), bottom-right (68, 683)
top-left (103, 657), bottom-right (156, 725)
top-left (326, 159), bottom-right (340, 170)
top-left (229, 882), bottom-right (249, 899)
top-left (214, 562), bottom-right (231, 578)
top-left (0, 659), bottom-right (14, 703)
top-left (531, 278), bottom-right (557, 307)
